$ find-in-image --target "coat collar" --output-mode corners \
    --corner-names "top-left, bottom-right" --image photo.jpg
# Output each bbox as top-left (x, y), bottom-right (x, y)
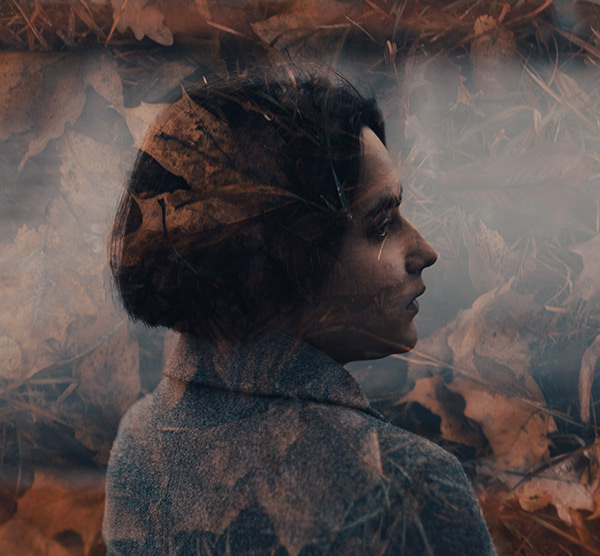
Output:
top-left (163, 328), bottom-right (386, 420)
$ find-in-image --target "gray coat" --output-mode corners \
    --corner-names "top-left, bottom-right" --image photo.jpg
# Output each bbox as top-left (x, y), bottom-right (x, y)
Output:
top-left (103, 329), bottom-right (497, 555)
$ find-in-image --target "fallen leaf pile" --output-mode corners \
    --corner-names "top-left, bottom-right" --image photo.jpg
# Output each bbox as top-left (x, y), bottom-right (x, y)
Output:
top-left (1, 1), bottom-right (600, 554)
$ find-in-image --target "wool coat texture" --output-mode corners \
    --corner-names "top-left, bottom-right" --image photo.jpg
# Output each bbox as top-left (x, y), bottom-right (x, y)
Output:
top-left (103, 329), bottom-right (497, 556)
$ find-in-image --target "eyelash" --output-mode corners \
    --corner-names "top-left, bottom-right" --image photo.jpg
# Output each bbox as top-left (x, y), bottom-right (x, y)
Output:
top-left (369, 210), bottom-right (395, 241)
top-left (366, 196), bottom-right (402, 241)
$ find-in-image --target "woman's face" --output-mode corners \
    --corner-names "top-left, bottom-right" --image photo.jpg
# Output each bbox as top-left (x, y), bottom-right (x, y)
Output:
top-left (301, 127), bottom-right (438, 363)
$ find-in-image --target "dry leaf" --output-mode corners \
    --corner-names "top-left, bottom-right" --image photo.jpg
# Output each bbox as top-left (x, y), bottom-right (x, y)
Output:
top-left (406, 282), bottom-right (556, 471)
top-left (515, 451), bottom-right (598, 526)
top-left (139, 59), bottom-right (198, 103)
top-left (437, 144), bottom-right (600, 239)
top-left (471, 15), bottom-right (518, 96)
top-left (72, 324), bottom-right (141, 463)
top-left (446, 284), bottom-right (555, 470)
top-left (250, 0), bottom-right (353, 57)
top-left (82, 50), bottom-right (125, 118)
top-left (0, 129), bottom-right (130, 380)
top-left (399, 375), bottom-right (487, 451)
top-left (0, 53), bottom-right (45, 141)
top-left (124, 101), bottom-right (167, 148)
top-left (160, 0), bottom-right (212, 39)
top-left (451, 381), bottom-right (554, 471)
top-left (0, 519), bottom-right (72, 556)
top-left (578, 334), bottom-right (600, 423)
top-left (0, 468), bottom-right (105, 555)
top-left (447, 282), bottom-right (535, 380)
top-left (140, 89), bottom-right (234, 186)
top-left (568, 233), bottom-right (600, 305)
top-left (461, 219), bottom-right (520, 294)
top-left (0, 51), bottom-right (125, 172)
top-left (111, 0), bottom-right (173, 45)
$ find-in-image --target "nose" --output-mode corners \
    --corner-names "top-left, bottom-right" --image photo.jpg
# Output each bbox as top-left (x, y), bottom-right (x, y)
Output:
top-left (403, 218), bottom-right (438, 275)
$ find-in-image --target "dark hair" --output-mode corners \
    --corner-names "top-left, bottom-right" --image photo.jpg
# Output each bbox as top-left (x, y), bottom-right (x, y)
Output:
top-left (109, 64), bottom-right (385, 339)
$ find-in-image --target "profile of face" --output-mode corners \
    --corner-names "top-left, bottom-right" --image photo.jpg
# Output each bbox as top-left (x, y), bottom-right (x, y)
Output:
top-left (298, 128), bottom-right (438, 363)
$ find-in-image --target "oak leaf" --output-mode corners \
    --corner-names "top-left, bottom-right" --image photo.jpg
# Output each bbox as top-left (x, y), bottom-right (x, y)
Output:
top-left (0, 129), bottom-right (130, 380)
top-left (514, 444), bottom-right (600, 527)
top-left (405, 282), bottom-right (556, 471)
top-left (399, 375), bottom-right (487, 451)
top-left (0, 51), bottom-right (124, 172)
top-left (111, 0), bottom-right (173, 45)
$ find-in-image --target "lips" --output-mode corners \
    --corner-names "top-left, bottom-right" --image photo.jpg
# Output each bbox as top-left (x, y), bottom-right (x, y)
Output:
top-left (406, 286), bottom-right (426, 313)
top-left (406, 298), bottom-right (419, 313)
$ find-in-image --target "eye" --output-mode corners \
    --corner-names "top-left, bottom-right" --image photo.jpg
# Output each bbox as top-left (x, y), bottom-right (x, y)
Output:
top-left (365, 192), bottom-right (402, 242)
top-left (368, 210), bottom-right (394, 241)
top-left (369, 217), bottom-right (390, 241)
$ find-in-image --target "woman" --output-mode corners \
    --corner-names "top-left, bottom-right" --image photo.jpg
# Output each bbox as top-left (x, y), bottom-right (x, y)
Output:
top-left (104, 65), bottom-right (496, 555)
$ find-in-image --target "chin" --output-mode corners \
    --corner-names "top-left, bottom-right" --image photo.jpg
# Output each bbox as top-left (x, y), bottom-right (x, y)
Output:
top-left (379, 320), bottom-right (418, 355)
top-left (305, 320), bottom-right (418, 364)
top-left (346, 325), bottom-right (418, 362)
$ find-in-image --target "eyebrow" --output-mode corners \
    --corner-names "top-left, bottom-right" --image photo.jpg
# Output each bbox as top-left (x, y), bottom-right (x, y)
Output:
top-left (365, 184), bottom-right (403, 219)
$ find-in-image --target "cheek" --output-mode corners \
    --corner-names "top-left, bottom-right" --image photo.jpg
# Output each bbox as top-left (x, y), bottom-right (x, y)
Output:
top-left (329, 237), bottom-right (408, 296)
top-left (370, 244), bottom-right (409, 287)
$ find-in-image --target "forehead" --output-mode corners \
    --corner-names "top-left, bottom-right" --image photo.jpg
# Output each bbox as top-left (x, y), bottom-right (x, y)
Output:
top-left (353, 128), bottom-right (402, 210)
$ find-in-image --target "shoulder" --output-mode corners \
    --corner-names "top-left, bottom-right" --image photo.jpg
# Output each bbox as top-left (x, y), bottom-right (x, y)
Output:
top-left (108, 394), bottom-right (155, 461)
top-left (297, 404), bottom-right (496, 555)
top-left (365, 416), bottom-right (497, 555)
top-left (105, 393), bottom-right (158, 500)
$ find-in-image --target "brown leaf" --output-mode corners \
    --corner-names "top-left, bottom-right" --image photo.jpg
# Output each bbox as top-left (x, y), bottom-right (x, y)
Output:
top-left (16, 54), bottom-right (87, 172)
top-left (250, 0), bottom-right (353, 57)
top-left (111, 0), bottom-right (173, 45)
top-left (124, 100), bottom-right (167, 148)
top-left (470, 15), bottom-right (518, 96)
top-left (73, 324), bottom-right (141, 463)
top-left (450, 379), bottom-right (554, 471)
top-left (408, 282), bottom-right (556, 471)
top-left (160, 0), bottom-right (212, 39)
top-left (568, 233), bottom-right (600, 305)
top-left (81, 50), bottom-right (125, 118)
top-left (0, 519), bottom-right (72, 556)
top-left (461, 219), bottom-right (520, 294)
top-left (447, 282), bottom-right (535, 380)
top-left (140, 88), bottom-right (234, 185)
top-left (515, 452), bottom-right (598, 526)
top-left (578, 334), bottom-right (600, 423)
top-left (0, 129), bottom-right (130, 380)
top-left (0, 468), bottom-right (105, 555)
top-left (399, 375), bottom-right (487, 451)
top-left (0, 53), bottom-right (45, 141)
top-left (437, 144), bottom-right (600, 238)
top-left (76, 324), bottom-right (140, 418)
top-left (0, 51), bottom-right (126, 172)
top-left (446, 284), bottom-right (555, 470)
